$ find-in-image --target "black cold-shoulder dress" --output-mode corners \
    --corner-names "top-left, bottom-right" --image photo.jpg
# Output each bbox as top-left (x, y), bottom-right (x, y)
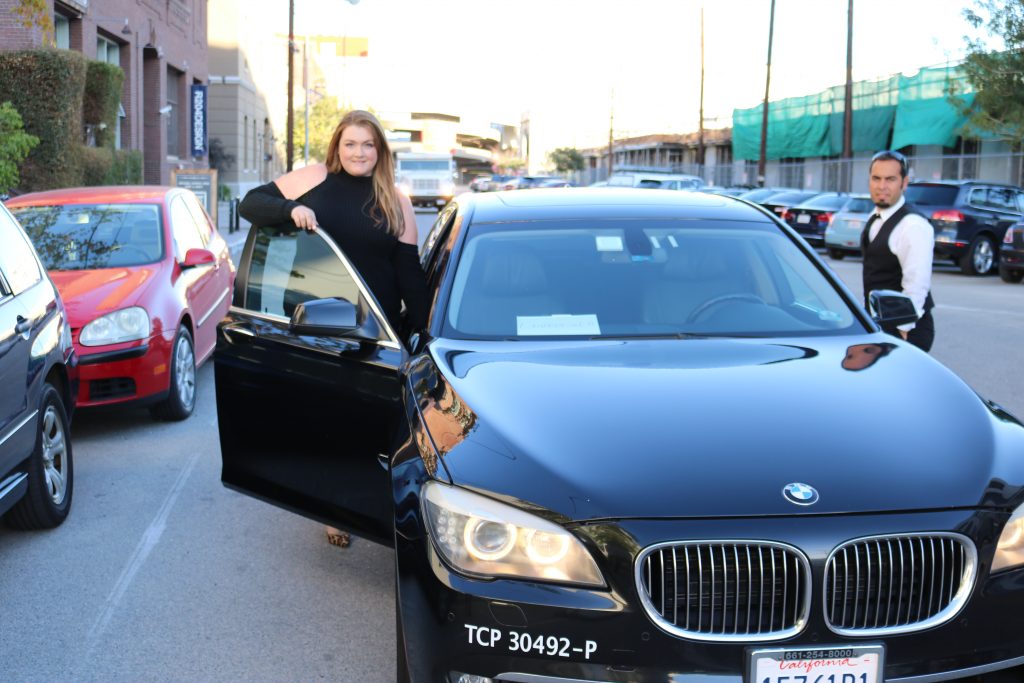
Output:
top-left (239, 168), bottom-right (430, 333)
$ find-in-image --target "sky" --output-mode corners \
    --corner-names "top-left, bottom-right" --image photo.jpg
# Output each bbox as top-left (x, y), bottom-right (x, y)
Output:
top-left (294, 0), bottom-right (993, 168)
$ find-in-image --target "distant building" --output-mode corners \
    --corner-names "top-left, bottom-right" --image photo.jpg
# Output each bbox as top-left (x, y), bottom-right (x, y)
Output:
top-left (0, 0), bottom-right (211, 185)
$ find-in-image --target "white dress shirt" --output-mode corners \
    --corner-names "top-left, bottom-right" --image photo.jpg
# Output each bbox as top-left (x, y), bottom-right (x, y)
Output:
top-left (868, 195), bottom-right (934, 331)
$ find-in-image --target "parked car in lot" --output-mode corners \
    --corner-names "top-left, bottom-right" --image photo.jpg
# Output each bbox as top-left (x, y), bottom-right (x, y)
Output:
top-left (759, 189), bottom-right (821, 220)
top-left (903, 180), bottom-right (1024, 275)
top-left (783, 192), bottom-right (851, 247)
top-left (1000, 221), bottom-right (1024, 283)
top-left (0, 202), bottom-right (76, 529)
top-left (608, 172), bottom-right (705, 190)
top-left (468, 176), bottom-right (491, 192)
top-left (825, 194), bottom-right (873, 259)
top-left (215, 188), bottom-right (1024, 683)
top-left (8, 186), bottom-right (235, 420)
top-left (736, 186), bottom-right (801, 203)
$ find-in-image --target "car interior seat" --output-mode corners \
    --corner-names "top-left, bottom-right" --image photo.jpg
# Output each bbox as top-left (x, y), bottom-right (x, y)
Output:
top-left (456, 243), bottom-right (563, 336)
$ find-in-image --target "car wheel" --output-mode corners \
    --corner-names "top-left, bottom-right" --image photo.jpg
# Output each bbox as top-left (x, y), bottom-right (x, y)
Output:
top-left (6, 383), bottom-right (73, 530)
top-left (151, 326), bottom-right (196, 421)
top-left (828, 248), bottom-right (846, 260)
top-left (1000, 267), bottom-right (1024, 284)
top-left (959, 235), bottom-right (995, 275)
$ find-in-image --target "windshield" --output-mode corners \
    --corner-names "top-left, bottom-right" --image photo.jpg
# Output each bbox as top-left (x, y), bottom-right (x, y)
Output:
top-left (799, 194), bottom-right (849, 210)
top-left (444, 220), bottom-right (860, 340)
top-left (399, 160), bottom-right (450, 171)
top-left (842, 197), bottom-right (874, 213)
top-left (12, 203), bottom-right (164, 270)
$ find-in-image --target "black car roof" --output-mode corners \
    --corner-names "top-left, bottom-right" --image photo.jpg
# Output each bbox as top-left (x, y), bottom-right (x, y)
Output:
top-left (459, 187), bottom-right (777, 223)
top-left (909, 179), bottom-right (1022, 189)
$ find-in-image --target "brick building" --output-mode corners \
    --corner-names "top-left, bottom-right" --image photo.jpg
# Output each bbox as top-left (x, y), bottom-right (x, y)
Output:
top-left (0, 0), bottom-right (210, 185)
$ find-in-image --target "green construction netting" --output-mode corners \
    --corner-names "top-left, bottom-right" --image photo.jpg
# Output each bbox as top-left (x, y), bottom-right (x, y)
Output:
top-left (732, 65), bottom-right (973, 160)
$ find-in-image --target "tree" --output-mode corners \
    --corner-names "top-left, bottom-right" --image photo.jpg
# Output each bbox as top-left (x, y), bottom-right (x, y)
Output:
top-left (547, 147), bottom-right (584, 175)
top-left (293, 95), bottom-right (344, 164)
top-left (956, 1), bottom-right (1024, 146)
top-left (13, 0), bottom-right (54, 46)
top-left (0, 101), bottom-right (40, 195)
top-left (208, 137), bottom-right (235, 172)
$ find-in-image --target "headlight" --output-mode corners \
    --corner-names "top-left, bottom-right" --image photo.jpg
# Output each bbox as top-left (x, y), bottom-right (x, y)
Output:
top-left (79, 306), bottom-right (150, 346)
top-left (993, 504), bottom-right (1024, 573)
top-left (422, 481), bottom-right (605, 587)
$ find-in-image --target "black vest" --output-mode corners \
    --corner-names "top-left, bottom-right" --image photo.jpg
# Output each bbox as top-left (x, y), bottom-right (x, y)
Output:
top-left (860, 204), bottom-right (934, 312)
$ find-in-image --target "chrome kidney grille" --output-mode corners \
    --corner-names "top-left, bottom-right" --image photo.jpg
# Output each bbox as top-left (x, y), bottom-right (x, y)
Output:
top-left (824, 533), bottom-right (977, 636)
top-left (636, 541), bottom-right (811, 642)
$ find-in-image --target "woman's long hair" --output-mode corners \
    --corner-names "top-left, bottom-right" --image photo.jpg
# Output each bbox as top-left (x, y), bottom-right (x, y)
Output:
top-left (325, 110), bottom-right (403, 238)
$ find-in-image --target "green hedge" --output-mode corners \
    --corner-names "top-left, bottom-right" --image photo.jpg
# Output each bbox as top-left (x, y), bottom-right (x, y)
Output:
top-left (0, 49), bottom-right (87, 191)
top-left (81, 146), bottom-right (143, 186)
top-left (84, 61), bottom-right (124, 149)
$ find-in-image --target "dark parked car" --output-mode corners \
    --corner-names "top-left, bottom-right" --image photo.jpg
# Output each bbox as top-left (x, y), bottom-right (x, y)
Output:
top-left (1000, 221), bottom-right (1024, 283)
top-left (783, 192), bottom-right (851, 246)
top-left (904, 180), bottom-right (1024, 275)
top-left (736, 186), bottom-right (801, 203)
top-left (215, 189), bottom-right (1024, 682)
top-left (0, 202), bottom-right (76, 529)
top-left (759, 189), bottom-right (821, 219)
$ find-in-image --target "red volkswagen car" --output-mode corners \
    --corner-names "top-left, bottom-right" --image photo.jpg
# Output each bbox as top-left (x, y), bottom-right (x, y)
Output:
top-left (7, 186), bottom-right (234, 420)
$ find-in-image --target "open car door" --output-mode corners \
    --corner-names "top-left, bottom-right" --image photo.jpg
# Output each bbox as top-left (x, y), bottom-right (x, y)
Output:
top-left (214, 225), bottom-right (404, 545)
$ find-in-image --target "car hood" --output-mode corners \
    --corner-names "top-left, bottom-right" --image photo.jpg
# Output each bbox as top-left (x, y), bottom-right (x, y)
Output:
top-left (417, 337), bottom-right (1024, 522)
top-left (49, 266), bottom-right (161, 327)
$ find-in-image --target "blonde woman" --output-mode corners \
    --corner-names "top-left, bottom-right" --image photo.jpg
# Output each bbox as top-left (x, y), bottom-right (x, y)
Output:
top-left (239, 111), bottom-right (430, 547)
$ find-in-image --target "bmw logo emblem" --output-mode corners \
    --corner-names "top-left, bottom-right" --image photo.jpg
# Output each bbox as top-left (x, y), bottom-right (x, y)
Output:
top-left (783, 482), bottom-right (819, 506)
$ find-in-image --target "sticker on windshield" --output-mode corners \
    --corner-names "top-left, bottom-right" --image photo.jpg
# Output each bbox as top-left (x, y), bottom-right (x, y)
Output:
top-left (818, 310), bottom-right (842, 322)
top-left (595, 235), bottom-right (623, 252)
top-left (517, 314), bottom-right (601, 336)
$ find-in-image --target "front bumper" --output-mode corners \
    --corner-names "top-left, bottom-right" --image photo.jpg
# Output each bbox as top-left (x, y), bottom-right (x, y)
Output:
top-left (396, 509), bottom-right (1024, 683)
top-left (74, 332), bottom-right (173, 407)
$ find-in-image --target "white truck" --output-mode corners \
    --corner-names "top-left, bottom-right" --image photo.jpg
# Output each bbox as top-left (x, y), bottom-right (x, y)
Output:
top-left (395, 152), bottom-right (457, 209)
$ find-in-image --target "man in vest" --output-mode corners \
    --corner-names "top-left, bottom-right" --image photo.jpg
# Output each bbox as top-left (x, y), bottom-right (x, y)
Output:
top-left (861, 150), bottom-right (936, 352)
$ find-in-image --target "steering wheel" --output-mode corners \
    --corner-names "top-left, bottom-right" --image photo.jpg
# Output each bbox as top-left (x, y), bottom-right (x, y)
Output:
top-left (686, 293), bottom-right (767, 323)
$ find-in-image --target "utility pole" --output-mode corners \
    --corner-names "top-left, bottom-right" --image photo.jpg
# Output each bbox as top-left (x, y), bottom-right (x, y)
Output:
top-left (286, 0), bottom-right (295, 171)
top-left (303, 34), bottom-right (309, 165)
top-left (697, 6), bottom-right (706, 172)
top-left (842, 0), bottom-right (854, 191)
top-left (607, 88), bottom-right (614, 178)
top-left (758, 0), bottom-right (776, 187)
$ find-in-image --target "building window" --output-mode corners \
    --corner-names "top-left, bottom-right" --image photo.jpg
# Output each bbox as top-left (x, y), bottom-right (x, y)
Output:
top-left (243, 115), bottom-right (249, 169)
top-left (115, 103), bottom-right (126, 150)
top-left (54, 14), bottom-right (70, 49)
top-left (167, 67), bottom-right (182, 157)
top-left (97, 36), bottom-right (119, 65)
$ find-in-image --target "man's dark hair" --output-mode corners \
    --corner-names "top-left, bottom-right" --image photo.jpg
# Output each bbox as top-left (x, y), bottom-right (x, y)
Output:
top-left (870, 150), bottom-right (908, 178)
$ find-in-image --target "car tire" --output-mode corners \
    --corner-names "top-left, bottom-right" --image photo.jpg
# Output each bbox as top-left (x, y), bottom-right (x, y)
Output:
top-left (828, 248), bottom-right (846, 260)
top-left (1000, 266), bottom-right (1024, 284)
top-left (151, 326), bottom-right (196, 421)
top-left (959, 235), bottom-right (995, 275)
top-left (6, 383), bottom-right (73, 530)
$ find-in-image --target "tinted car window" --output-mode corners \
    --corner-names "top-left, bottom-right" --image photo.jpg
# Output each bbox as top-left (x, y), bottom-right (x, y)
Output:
top-left (243, 227), bottom-right (361, 319)
top-left (797, 194), bottom-right (849, 210)
top-left (444, 220), bottom-right (856, 339)
top-left (14, 203), bottom-right (164, 269)
top-left (987, 188), bottom-right (1019, 212)
top-left (904, 184), bottom-right (959, 205)
top-left (0, 210), bottom-right (43, 293)
top-left (764, 191), bottom-right (817, 205)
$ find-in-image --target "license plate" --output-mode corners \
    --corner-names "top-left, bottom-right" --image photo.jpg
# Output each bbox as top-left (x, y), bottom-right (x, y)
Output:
top-left (797, 214), bottom-right (811, 224)
top-left (749, 644), bottom-right (883, 683)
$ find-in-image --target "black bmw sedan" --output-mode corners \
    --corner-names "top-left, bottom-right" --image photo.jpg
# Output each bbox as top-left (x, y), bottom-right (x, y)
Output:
top-left (214, 188), bottom-right (1024, 683)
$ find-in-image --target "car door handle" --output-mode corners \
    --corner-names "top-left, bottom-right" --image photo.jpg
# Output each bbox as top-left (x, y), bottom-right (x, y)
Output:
top-left (15, 316), bottom-right (31, 336)
top-left (221, 322), bottom-right (256, 344)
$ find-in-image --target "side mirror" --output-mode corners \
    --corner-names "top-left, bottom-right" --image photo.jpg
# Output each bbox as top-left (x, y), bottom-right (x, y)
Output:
top-left (289, 296), bottom-right (383, 342)
top-left (868, 290), bottom-right (919, 327)
top-left (182, 248), bottom-right (216, 268)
